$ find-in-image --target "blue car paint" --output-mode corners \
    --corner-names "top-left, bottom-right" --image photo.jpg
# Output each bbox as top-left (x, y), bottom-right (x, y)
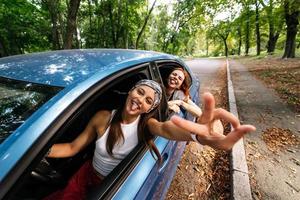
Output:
top-left (0, 49), bottom-right (176, 87)
top-left (0, 49), bottom-right (198, 199)
top-left (112, 137), bottom-right (170, 200)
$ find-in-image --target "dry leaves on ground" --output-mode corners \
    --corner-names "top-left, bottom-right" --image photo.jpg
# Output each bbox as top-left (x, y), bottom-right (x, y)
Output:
top-left (238, 57), bottom-right (300, 113)
top-left (262, 127), bottom-right (300, 153)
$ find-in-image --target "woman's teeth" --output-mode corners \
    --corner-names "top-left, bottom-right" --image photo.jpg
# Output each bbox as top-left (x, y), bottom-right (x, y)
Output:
top-left (171, 79), bottom-right (177, 85)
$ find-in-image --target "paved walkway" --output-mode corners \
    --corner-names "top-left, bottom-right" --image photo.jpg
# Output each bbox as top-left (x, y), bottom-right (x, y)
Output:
top-left (229, 59), bottom-right (300, 200)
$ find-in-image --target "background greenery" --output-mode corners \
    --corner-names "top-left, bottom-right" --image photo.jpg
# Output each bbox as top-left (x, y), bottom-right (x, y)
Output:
top-left (0, 0), bottom-right (299, 58)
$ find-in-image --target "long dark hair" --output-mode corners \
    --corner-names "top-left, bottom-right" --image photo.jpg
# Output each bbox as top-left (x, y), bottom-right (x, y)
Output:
top-left (106, 96), bottom-right (162, 161)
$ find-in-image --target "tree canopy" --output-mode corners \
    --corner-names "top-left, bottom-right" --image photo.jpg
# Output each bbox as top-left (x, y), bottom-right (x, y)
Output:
top-left (0, 0), bottom-right (299, 58)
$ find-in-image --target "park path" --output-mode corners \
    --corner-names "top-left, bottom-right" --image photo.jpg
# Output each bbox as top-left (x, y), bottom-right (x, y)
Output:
top-left (229, 59), bottom-right (300, 200)
top-left (187, 58), bottom-right (224, 92)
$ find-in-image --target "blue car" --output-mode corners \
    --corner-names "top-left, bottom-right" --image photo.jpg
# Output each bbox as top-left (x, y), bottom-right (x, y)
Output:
top-left (0, 49), bottom-right (200, 200)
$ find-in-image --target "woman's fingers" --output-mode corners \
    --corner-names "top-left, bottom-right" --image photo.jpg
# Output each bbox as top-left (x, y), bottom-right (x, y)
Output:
top-left (170, 115), bottom-right (209, 136)
top-left (213, 108), bottom-right (240, 129)
top-left (202, 124), bottom-right (256, 150)
top-left (198, 92), bottom-right (215, 124)
top-left (225, 125), bottom-right (256, 144)
top-left (171, 115), bottom-right (256, 150)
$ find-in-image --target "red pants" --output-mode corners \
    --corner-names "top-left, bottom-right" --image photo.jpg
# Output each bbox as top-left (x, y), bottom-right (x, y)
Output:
top-left (44, 160), bottom-right (103, 200)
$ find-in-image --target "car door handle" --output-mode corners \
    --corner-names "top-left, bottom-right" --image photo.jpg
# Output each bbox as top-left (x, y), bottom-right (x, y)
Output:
top-left (158, 153), bottom-right (169, 173)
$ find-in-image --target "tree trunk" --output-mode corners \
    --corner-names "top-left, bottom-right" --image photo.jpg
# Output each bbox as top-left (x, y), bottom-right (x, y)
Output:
top-left (135, 0), bottom-right (157, 49)
top-left (206, 36), bottom-right (209, 56)
top-left (255, 0), bottom-right (261, 55)
top-left (58, 8), bottom-right (65, 46)
top-left (45, 0), bottom-right (61, 50)
top-left (282, 0), bottom-right (299, 58)
top-left (63, 0), bottom-right (81, 49)
top-left (237, 21), bottom-right (242, 56)
top-left (268, 33), bottom-right (280, 53)
top-left (223, 38), bottom-right (228, 57)
top-left (245, 5), bottom-right (250, 56)
top-left (124, 1), bottom-right (128, 48)
top-left (108, 2), bottom-right (117, 48)
top-left (86, 0), bottom-right (92, 48)
top-left (266, 0), bottom-right (275, 53)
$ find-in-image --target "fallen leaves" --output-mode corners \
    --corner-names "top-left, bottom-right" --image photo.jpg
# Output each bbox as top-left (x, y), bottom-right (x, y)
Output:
top-left (261, 127), bottom-right (300, 153)
top-left (241, 57), bottom-right (300, 113)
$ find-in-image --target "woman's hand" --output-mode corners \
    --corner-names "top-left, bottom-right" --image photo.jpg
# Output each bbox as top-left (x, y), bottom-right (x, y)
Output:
top-left (170, 92), bottom-right (256, 150)
top-left (168, 100), bottom-right (182, 113)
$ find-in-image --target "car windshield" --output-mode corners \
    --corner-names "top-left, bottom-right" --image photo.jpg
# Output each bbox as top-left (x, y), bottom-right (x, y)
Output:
top-left (0, 77), bottom-right (62, 144)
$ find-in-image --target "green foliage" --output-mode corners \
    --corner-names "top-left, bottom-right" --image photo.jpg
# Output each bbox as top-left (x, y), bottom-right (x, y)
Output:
top-left (0, 0), bottom-right (51, 56)
top-left (0, 0), bottom-right (298, 57)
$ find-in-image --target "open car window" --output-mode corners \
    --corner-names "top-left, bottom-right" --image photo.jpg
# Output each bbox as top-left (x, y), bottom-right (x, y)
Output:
top-left (5, 63), bottom-right (169, 200)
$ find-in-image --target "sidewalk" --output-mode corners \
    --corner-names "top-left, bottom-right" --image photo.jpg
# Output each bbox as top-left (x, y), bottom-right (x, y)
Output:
top-left (229, 59), bottom-right (300, 200)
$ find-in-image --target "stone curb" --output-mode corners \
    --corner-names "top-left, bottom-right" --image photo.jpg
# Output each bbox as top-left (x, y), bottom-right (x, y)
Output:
top-left (226, 59), bottom-right (252, 200)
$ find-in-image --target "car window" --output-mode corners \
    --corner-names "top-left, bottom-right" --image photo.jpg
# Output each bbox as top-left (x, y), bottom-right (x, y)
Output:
top-left (0, 77), bottom-right (62, 144)
top-left (4, 65), bottom-right (161, 200)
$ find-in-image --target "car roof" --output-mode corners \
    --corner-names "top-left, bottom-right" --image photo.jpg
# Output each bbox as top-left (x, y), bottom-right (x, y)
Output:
top-left (0, 49), bottom-right (177, 87)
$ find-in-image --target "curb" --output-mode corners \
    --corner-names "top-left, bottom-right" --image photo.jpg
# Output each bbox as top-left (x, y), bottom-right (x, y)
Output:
top-left (226, 59), bottom-right (252, 200)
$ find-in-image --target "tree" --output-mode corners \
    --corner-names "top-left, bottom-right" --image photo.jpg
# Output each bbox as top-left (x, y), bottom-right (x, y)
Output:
top-left (259, 0), bottom-right (284, 54)
top-left (0, 0), bottom-right (51, 57)
top-left (282, 0), bottom-right (300, 58)
top-left (42, 0), bottom-right (62, 50)
top-left (64, 0), bottom-right (81, 49)
top-left (240, 0), bottom-right (252, 56)
top-left (213, 21), bottom-right (231, 57)
top-left (135, 0), bottom-right (157, 49)
top-left (255, 0), bottom-right (261, 55)
top-left (160, 0), bottom-right (201, 54)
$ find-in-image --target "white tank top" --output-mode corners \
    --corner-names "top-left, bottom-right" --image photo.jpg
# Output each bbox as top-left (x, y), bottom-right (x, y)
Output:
top-left (92, 110), bottom-right (140, 176)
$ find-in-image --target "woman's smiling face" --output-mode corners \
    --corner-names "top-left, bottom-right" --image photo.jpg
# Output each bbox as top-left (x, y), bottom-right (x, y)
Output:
top-left (125, 85), bottom-right (155, 115)
top-left (167, 69), bottom-right (185, 90)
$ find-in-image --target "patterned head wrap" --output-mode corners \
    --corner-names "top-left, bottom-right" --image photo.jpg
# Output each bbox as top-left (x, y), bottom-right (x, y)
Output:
top-left (131, 79), bottom-right (162, 112)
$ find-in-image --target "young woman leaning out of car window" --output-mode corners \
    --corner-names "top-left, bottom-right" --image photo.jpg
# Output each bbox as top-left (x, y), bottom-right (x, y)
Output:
top-left (44, 79), bottom-right (255, 200)
top-left (165, 67), bottom-right (223, 134)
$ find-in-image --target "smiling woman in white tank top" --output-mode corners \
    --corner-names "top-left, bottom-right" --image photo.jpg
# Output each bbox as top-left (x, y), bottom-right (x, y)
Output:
top-left (93, 111), bottom-right (140, 176)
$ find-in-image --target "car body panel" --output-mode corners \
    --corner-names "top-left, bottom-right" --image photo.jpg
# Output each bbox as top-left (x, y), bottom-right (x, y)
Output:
top-left (112, 137), bottom-right (169, 200)
top-left (0, 49), bottom-right (176, 87)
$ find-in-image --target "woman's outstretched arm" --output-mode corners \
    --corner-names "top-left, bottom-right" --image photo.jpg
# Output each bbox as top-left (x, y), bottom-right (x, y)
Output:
top-left (47, 110), bottom-right (111, 158)
top-left (148, 92), bottom-right (256, 150)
